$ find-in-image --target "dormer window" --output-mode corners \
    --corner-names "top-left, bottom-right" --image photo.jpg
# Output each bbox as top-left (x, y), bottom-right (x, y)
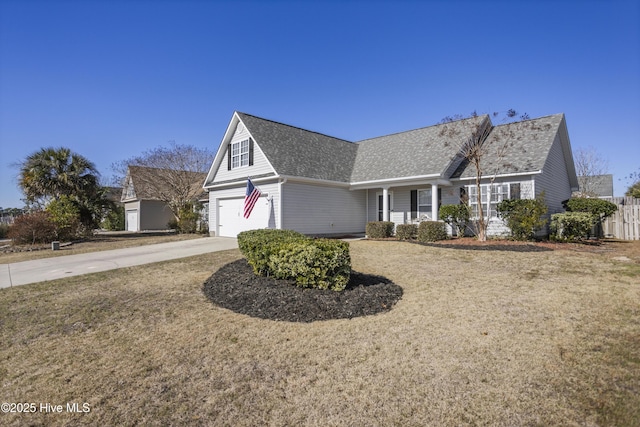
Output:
top-left (124, 178), bottom-right (136, 199)
top-left (231, 139), bottom-right (250, 169)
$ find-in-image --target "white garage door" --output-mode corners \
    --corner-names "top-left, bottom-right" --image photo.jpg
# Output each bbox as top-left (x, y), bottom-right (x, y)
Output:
top-left (126, 210), bottom-right (138, 232)
top-left (218, 196), bottom-right (271, 237)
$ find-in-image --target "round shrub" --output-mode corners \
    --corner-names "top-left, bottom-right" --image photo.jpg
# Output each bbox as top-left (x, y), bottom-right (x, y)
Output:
top-left (237, 229), bottom-right (307, 275)
top-left (366, 221), bottom-right (394, 238)
top-left (550, 212), bottom-right (593, 241)
top-left (417, 221), bottom-right (447, 242)
top-left (396, 224), bottom-right (417, 240)
top-left (268, 239), bottom-right (351, 291)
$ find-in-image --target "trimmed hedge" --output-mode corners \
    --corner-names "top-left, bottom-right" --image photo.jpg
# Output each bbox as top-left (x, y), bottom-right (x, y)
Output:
top-left (565, 197), bottom-right (617, 219)
top-left (237, 229), bottom-right (351, 292)
top-left (550, 212), bottom-right (593, 241)
top-left (396, 224), bottom-right (417, 240)
top-left (237, 229), bottom-right (307, 276)
top-left (366, 221), bottom-right (394, 238)
top-left (268, 239), bottom-right (351, 291)
top-left (417, 221), bottom-right (447, 242)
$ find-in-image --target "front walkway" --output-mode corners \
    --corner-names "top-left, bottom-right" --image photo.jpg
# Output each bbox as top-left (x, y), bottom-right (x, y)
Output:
top-left (0, 237), bottom-right (238, 288)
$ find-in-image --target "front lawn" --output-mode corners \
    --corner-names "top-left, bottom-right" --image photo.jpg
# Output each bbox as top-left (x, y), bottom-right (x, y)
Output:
top-left (1, 240), bottom-right (638, 426)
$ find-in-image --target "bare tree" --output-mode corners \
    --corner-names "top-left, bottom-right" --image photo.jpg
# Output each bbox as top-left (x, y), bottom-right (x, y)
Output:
top-left (574, 146), bottom-right (610, 197)
top-left (440, 110), bottom-right (531, 241)
top-left (111, 142), bottom-right (215, 221)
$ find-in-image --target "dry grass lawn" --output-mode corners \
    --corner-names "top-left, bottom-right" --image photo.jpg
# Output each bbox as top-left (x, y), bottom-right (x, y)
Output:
top-left (1, 240), bottom-right (639, 426)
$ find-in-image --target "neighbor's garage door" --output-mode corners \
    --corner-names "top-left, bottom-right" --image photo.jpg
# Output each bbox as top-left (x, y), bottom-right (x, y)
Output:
top-left (126, 210), bottom-right (138, 232)
top-left (218, 196), bottom-right (270, 237)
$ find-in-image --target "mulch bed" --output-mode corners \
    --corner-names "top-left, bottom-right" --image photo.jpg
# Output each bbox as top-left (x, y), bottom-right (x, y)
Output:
top-left (202, 259), bottom-right (403, 323)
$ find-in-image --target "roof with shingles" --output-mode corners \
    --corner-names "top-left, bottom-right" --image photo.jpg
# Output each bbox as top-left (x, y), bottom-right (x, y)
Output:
top-left (224, 112), bottom-right (570, 186)
top-left (351, 115), bottom-right (488, 182)
top-left (452, 113), bottom-right (565, 179)
top-left (236, 112), bottom-right (358, 183)
top-left (124, 165), bottom-right (207, 201)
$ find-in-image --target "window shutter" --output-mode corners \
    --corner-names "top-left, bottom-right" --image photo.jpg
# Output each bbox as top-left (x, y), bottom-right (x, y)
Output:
top-left (510, 183), bottom-right (521, 200)
top-left (249, 138), bottom-right (254, 166)
top-left (460, 187), bottom-right (468, 204)
top-left (227, 144), bottom-right (231, 171)
top-left (410, 190), bottom-right (417, 220)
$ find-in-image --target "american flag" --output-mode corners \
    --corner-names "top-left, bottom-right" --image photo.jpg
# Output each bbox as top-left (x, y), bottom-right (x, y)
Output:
top-left (243, 178), bottom-right (262, 219)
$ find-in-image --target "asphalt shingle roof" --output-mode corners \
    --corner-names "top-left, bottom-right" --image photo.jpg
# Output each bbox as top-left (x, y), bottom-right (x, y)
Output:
top-left (234, 112), bottom-right (567, 185)
top-left (351, 115), bottom-right (488, 182)
top-left (237, 113), bottom-right (358, 183)
top-left (125, 166), bottom-right (207, 201)
top-left (453, 113), bottom-right (564, 179)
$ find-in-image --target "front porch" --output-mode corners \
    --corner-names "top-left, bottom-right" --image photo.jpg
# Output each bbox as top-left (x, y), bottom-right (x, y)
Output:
top-left (365, 182), bottom-right (461, 228)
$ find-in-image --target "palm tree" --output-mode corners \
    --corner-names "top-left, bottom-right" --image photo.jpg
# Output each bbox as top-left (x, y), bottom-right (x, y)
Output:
top-left (18, 147), bottom-right (100, 205)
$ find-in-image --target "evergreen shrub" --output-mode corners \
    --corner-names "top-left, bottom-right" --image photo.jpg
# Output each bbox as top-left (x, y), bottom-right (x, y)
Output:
top-left (237, 229), bottom-right (308, 275)
top-left (366, 221), bottom-right (394, 238)
top-left (395, 224), bottom-right (417, 240)
top-left (439, 204), bottom-right (469, 237)
top-left (237, 229), bottom-right (351, 291)
top-left (268, 239), bottom-right (351, 291)
top-left (496, 196), bottom-right (548, 241)
top-left (550, 212), bottom-right (593, 241)
top-left (418, 221), bottom-right (447, 242)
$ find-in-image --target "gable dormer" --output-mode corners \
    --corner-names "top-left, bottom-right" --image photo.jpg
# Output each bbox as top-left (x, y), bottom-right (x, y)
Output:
top-left (121, 174), bottom-right (136, 202)
top-left (226, 121), bottom-right (254, 170)
top-left (204, 113), bottom-right (277, 187)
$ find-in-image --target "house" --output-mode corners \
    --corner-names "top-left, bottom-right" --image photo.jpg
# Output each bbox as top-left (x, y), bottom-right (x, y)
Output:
top-left (203, 112), bottom-right (579, 237)
top-left (576, 174), bottom-right (614, 199)
top-left (122, 166), bottom-right (208, 232)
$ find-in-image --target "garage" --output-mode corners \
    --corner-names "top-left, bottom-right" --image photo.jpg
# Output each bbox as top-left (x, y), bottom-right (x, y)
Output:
top-left (217, 196), bottom-right (271, 237)
top-left (126, 210), bottom-right (138, 232)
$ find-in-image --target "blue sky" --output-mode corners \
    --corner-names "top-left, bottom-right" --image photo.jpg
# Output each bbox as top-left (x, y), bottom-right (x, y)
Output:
top-left (1, 0), bottom-right (638, 208)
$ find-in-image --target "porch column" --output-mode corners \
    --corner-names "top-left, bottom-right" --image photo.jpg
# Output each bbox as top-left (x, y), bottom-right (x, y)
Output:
top-left (431, 183), bottom-right (439, 221)
top-left (382, 187), bottom-right (390, 221)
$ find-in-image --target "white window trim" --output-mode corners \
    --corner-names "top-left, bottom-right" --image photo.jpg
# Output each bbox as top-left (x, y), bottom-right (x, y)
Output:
top-left (417, 188), bottom-right (432, 219)
top-left (467, 183), bottom-right (512, 219)
top-left (231, 139), bottom-right (250, 169)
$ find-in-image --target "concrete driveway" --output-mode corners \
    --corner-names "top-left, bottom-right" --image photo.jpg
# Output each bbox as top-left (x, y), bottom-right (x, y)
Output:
top-left (0, 237), bottom-right (238, 288)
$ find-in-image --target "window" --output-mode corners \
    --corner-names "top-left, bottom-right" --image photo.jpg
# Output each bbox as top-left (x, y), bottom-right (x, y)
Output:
top-left (418, 189), bottom-right (432, 219)
top-left (124, 178), bottom-right (135, 199)
top-left (467, 183), bottom-right (511, 218)
top-left (231, 139), bottom-right (250, 169)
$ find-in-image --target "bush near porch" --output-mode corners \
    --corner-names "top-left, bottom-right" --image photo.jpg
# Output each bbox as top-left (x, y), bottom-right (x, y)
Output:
top-left (417, 221), bottom-right (448, 242)
top-left (366, 221), bottom-right (394, 238)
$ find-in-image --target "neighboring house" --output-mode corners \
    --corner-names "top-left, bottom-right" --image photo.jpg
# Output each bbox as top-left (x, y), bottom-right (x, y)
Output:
top-left (103, 186), bottom-right (124, 206)
top-left (122, 166), bottom-right (207, 232)
top-left (203, 112), bottom-right (579, 237)
top-left (575, 174), bottom-right (614, 199)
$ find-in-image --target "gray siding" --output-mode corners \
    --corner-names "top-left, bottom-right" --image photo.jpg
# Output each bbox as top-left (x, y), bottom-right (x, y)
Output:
top-left (282, 182), bottom-right (366, 235)
top-left (534, 133), bottom-right (573, 215)
top-left (212, 123), bottom-right (274, 183)
top-left (140, 200), bottom-right (175, 230)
